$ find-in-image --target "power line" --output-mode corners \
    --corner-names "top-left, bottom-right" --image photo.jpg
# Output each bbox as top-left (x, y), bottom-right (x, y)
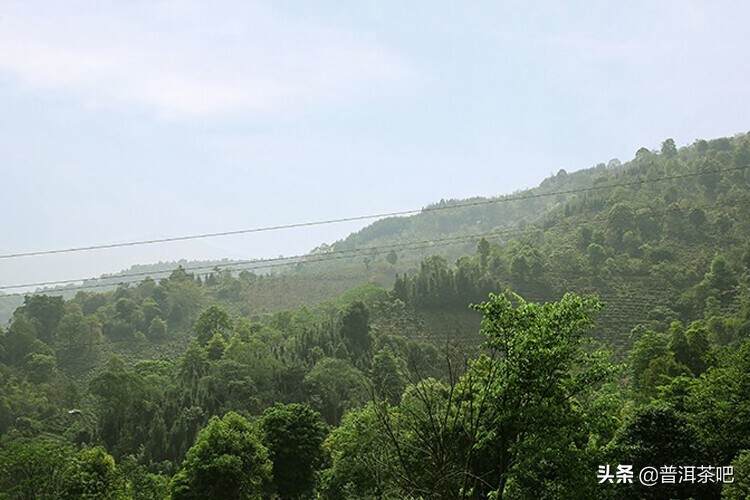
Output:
top-left (1, 232), bottom-right (498, 290)
top-left (2, 196), bottom-right (745, 296)
top-left (2, 164), bottom-right (747, 260)
top-left (3, 195), bottom-right (744, 296)
top-left (0, 233), bottom-right (503, 296)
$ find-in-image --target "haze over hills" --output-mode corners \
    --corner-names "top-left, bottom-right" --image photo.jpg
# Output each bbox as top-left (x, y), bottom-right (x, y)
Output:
top-left (3, 131), bottom-right (748, 325)
top-left (0, 143), bottom-right (616, 323)
top-left (2, 131), bottom-right (750, 498)
top-left (4, 1), bottom-right (750, 496)
top-left (0, 151), bottom-right (577, 322)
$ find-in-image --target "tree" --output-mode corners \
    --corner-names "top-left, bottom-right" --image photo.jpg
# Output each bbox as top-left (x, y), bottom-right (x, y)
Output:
top-left (683, 323), bottom-right (710, 375)
top-left (168, 406), bottom-right (207, 463)
top-left (206, 331), bottom-right (227, 360)
top-left (0, 438), bottom-right (73, 498)
top-left (613, 404), bottom-right (713, 499)
top-left (688, 340), bottom-right (750, 464)
top-left (668, 322), bottom-right (692, 370)
top-left (688, 207), bottom-right (707, 229)
top-left (57, 306), bottom-right (102, 361)
top-left (636, 208), bottom-right (660, 240)
top-left (2, 315), bottom-right (48, 365)
top-left (661, 138), bottom-right (677, 157)
top-left (509, 253), bottom-right (529, 280)
top-left (194, 305), bottom-right (232, 345)
top-left (61, 446), bottom-right (123, 499)
top-left (607, 202), bottom-right (635, 244)
top-left (392, 274), bottom-right (410, 302)
top-left (742, 244), bottom-right (750, 273)
top-left (723, 450), bottom-right (750, 499)
top-left (622, 230), bottom-right (641, 255)
top-left (304, 357), bottom-right (367, 425)
top-left (408, 255), bottom-right (458, 306)
top-left (140, 297), bottom-right (162, 325)
top-left (386, 250), bottom-right (398, 266)
top-left (465, 292), bottom-right (613, 498)
top-left (146, 317), bottom-right (167, 340)
top-left (179, 342), bottom-right (210, 403)
top-left (702, 254), bottom-right (737, 293)
top-left (577, 225), bottom-right (593, 249)
top-left (261, 403), bottom-right (327, 499)
top-left (89, 357), bottom-right (151, 456)
top-left (359, 293), bottom-right (614, 499)
top-left (25, 352), bottom-right (56, 383)
top-left (203, 359), bottom-right (261, 415)
top-left (163, 272), bottom-right (205, 329)
top-left (146, 413), bottom-right (169, 463)
top-left (630, 329), bottom-right (687, 394)
top-left (339, 302), bottom-right (371, 360)
top-left (321, 403), bottom-right (394, 499)
top-left (477, 238), bottom-right (490, 270)
top-left (104, 317), bottom-right (135, 340)
top-left (587, 242), bottom-right (607, 269)
top-left (114, 297), bottom-right (140, 325)
top-left (15, 295), bottom-right (65, 343)
top-left (698, 159), bottom-right (722, 197)
top-left (635, 146), bottom-right (652, 159)
top-left (119, 456), bottom-right (170, 500)
top-left (375, 377), bottom-right (469, 497)
top-left (170, 412), bottom-right (272, 500)
top-left (371, 347), bottom-right (407, 404)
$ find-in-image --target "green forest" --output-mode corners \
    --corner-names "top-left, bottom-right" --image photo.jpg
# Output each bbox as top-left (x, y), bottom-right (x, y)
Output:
top-left (2, 132), bottom-right (750, 499)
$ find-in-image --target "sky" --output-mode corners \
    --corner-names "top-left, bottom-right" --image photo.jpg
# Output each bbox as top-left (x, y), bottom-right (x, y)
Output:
top-left (1, 0), bottom-right (749, 290)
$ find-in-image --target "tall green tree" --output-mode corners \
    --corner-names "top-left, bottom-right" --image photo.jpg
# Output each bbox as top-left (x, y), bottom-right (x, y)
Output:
top-left (386, 250), bottom-right (398, 266)
top-left (466, 293), bottom-right (612, 498)
top-left (261, 403), bottom-right (327, 499)
top-left (661, 138), bottom-right (677, 157)
top-left (349, 293), bottom-right (615, 499)
top-left (339, 302), bottom-right (371, 360)
top-left (371, 347), bottom-right (407, 404)
top-left (194, 305), bottom-right (232, 345)
top-left (170, 412), bottom-right (272, 500)
top-left (687, 340), bottom-right (750, 464)
top-left (321, 403), bottom-right (395, 499)
top-left (61, 446), bottom-right (123, 499)
top-left (612, 404), bottom-right (713, 499)
top-left (0, 438), bottom-right (73, 498)
top-left (15, 295), bottom-right (65, 343)
top-left (304, 357), bottom-right (367, 425)
top-left (477, 237), bottom-right (491, 270)
top-left (723, 450), bottom-right (750, 500)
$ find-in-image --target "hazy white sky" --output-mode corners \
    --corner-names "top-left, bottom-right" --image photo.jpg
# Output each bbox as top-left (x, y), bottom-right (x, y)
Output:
top-left (1, 0), bottom-right (749, 288)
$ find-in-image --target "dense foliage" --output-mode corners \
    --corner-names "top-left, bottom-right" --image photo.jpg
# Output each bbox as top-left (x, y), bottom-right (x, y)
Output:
top-left (1, 133), bottom-right (750, 498)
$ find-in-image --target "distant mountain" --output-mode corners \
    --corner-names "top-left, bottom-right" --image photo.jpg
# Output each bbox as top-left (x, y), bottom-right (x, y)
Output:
top-left (330, 161), bottom-right (621, 252)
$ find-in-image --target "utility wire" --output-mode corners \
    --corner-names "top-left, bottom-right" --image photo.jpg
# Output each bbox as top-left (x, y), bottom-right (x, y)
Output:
top-left (0, 234), bottom-right (502, 296)
top-left (2, 227), bottom-right (545, 291)
top-left (1, 164), bottom-right (747, 260)
top-left (2, 195), bottom-right (744, 296)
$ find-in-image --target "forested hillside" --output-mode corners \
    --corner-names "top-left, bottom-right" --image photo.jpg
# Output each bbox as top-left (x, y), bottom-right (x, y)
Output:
top-left (192, 132), bottom-right (750, 319)
top-left (2, 132), bottom-right (750, 498)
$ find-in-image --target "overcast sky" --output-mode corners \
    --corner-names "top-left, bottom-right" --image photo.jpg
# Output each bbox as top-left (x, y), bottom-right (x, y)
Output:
top-left (1, 0), bottom-right (749, 290)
